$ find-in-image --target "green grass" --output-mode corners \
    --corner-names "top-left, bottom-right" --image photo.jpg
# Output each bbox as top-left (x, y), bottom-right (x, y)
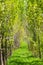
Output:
top-left (7, 41), bottom-right (43, 65)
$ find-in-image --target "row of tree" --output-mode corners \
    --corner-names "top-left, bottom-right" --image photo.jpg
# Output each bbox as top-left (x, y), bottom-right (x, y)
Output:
top-left (0, 0), bottom-right (43, 65)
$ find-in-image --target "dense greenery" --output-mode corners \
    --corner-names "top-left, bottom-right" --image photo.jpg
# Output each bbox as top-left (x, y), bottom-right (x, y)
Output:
top-left (0, 0), bottom-right (43, 65)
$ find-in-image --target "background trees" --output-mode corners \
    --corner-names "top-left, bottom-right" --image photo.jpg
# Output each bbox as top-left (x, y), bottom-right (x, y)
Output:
top-left (0, 0), bottom-right (43, 65)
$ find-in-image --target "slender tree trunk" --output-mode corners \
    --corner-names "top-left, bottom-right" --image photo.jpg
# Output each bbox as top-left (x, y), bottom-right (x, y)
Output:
top-left (9, 44), bottom-right (12, 56)
top-left (38, 35), bottom-right (41, 58)
top-left (1, 51), bottom-right (3, 65)
top-left (5, 38), bottom-right (7, 60)
top-left (0, 49), bottom-right (1, 65)
top-left (1, 34), bottom-right (5, 65)
top-left (0, 49), bottom-right (4, 65)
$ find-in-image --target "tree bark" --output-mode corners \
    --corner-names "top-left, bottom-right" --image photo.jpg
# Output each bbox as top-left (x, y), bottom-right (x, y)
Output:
top-left (38, 35), bottom-right (41, 58)
top-left (0, 49), bottom-right (4, 65)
